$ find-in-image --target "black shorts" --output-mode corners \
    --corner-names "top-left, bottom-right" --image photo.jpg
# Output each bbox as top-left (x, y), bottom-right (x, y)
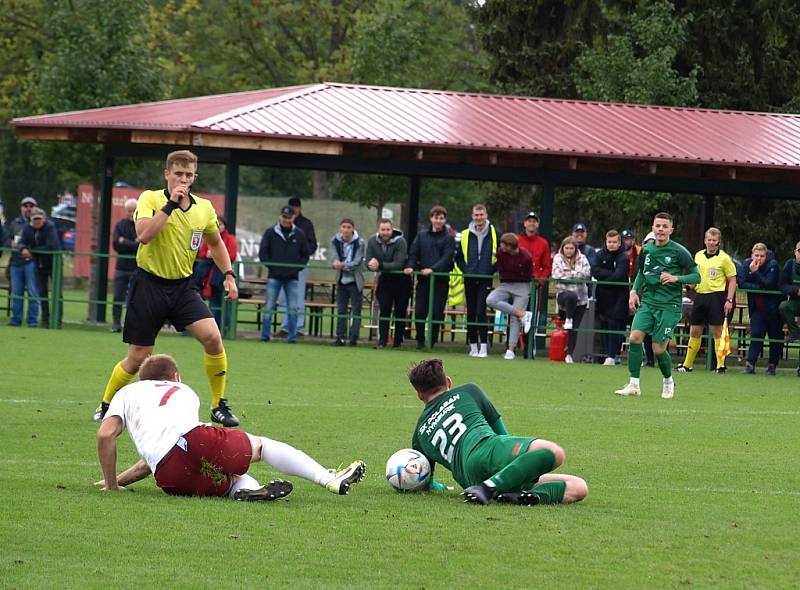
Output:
top-left (690, 291), bottom-right (725, 326)
top-left (123, 269), bottom-right (213, 346)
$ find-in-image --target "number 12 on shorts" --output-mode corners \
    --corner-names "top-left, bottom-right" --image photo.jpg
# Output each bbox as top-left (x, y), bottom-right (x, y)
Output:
top-left (431, 413), bottom-right (466, 462)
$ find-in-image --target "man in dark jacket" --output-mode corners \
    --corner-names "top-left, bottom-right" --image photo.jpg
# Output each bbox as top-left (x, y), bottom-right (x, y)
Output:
top-left (366, 218), bottom-right (411, 348)
top-left (404, 205), bottom-right (455, 349)
top-left (258, 206), bottom-right (311, 343)
top-left (20, 208), bottom-right (61, 327)
top-left (455, 204), bottom-right (497, 358)
top-left (280, 197), bottom-right (318, 336)
top-left (591, 230), bottom-right (630, 365)
top-left (778, 239), bottom-right (800, 343)
top-left (7, 197), bottom-right (41, 327)
top-left (111, 199), bottom-right (140, 332)
top-left (738, 243), bottom-right (783, 374)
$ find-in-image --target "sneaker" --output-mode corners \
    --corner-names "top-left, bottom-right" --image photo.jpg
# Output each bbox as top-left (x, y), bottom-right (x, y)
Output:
top-left (93, 402), bottom-right (109, 422)
top-left (462, 483), bottom-right (497, 505)
top-left (767, 364), bottom-right (777, 376)
top-left (503, 350), bottom-right (515, 360)
top-left (477, 349), bottom-right (488, 359)
top-left (614, 383), bottom-right (641, 397)
top-left (563, 318), bottom-right (573, 330)
top-left (233, 479), bottom-right (293, 501)
top-left (496, 491), bottom-right (541, 506)
top-left (741, 363), bottom-right (756, 374)
top-left (468, 346), bottom-right (478, 357)
top-left (522, 311), bottom-right (533, 334)
top-left (210, 399), bottom-right (240, 427)
top-left (661, 380), bottom-right (675, 399)
top-left (110, 325), bottom-right (121, 333)
top-left (603, 357), bottom-right (616, 366)
top-left (373, 343), bottom-right (386, 350)
top-left (676, 364), bottom-right (692, 373)
top-left (325, 460), bottom-right (366, 495)
top-left (331, 339), bottom-right (346, 347)
top-left (348, 340), bottom-right (358, 347)
top-left (714, 366), bottom-right (727, 374)
top-left (565, 354), bottom-right (574, 364)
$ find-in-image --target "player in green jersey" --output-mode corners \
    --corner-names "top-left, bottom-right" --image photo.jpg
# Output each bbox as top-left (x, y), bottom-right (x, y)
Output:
top-left (615, 213), bottom-right (700, 399)
top-left (408, 358), bottom-right (588, 506)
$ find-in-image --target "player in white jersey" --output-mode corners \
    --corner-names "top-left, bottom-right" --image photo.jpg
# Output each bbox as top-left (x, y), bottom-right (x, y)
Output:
top-left (96, 354), bottom-right (365, 501)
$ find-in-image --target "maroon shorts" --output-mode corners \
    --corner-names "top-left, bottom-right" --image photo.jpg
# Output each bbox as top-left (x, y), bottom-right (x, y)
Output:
top-left (154, 425), bottom-right (252, 497)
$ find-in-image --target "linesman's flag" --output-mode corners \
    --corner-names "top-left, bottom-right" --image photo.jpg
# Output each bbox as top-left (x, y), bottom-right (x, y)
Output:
top-left (717, 319), bottom-right (731, 359)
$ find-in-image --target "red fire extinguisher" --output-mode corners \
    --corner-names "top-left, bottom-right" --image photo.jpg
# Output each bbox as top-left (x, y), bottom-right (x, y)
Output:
top-left (549, 317), bottom-right (568, 362)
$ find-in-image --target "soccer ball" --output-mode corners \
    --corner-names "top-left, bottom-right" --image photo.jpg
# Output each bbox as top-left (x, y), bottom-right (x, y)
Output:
top-left (385, 448), bottom-right (431, 492)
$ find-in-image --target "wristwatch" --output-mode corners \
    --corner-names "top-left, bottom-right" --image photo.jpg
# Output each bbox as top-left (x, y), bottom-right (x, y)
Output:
top-left (223, 270), bottom-right (236, 279)
top-left (726, 298), bottom-right (734, 303)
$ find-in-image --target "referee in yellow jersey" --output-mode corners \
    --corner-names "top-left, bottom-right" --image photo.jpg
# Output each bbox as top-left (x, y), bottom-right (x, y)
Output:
top-left (677, 227), bottom-right (737, 374)
top-left (94, 150), bottom-right (240, 426)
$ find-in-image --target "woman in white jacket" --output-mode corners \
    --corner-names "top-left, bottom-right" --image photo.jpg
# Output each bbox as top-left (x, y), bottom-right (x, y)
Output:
top-left (552, 236), bottom-right (592, 363)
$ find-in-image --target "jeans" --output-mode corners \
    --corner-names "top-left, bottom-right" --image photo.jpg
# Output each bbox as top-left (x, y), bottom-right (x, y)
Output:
top-left (464, 277), bottom-right (492, 345)
top-left (279, 266), bottom-right (308, 334)
top-left (486, 282), bottom-right (530, 350)
top-left (336, 282), bottom-right (363, 342)
top-left (262, 278), bottom-right (299, 342)
top-left (10, 261), bottom-right (40, 327)
top-left (747, 308), bottom-right (784, 366)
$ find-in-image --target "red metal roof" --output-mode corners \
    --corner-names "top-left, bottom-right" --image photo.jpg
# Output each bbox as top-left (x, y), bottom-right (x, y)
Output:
top-left (13, 82), bottom-right (800, 169)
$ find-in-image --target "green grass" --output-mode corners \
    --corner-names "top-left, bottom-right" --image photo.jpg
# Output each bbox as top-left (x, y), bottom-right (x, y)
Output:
top-left (1, 325), bottom-right (799, 589)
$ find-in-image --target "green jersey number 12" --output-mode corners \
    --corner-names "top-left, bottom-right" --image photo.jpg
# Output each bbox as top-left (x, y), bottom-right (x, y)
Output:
top-left (431, 413), bottom-right (466, 462)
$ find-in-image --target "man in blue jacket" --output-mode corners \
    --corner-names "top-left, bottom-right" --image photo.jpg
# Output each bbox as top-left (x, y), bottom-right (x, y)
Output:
top-left (404, 206), bottom-right (456, 350)
top-left (455, 204), bottom-right (497, 358)
top-left (20, 208), bottom-right (61, 327)
top-left (738, 242), bottom-right (783, 375)
top-left (6, 197), bottom-right (41, 327)
top-left (258, 206), bottom-right (311, 343)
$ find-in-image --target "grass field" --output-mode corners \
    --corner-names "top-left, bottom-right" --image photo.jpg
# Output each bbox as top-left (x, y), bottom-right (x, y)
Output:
top-left (2, 324), bottom-right (799, 589)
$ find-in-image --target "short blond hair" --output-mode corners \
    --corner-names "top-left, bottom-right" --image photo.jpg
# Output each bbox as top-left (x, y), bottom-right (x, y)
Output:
top-left (751, 242), bottom-right (768, 253)
top-left (165, 150), bottom-right (198, 170)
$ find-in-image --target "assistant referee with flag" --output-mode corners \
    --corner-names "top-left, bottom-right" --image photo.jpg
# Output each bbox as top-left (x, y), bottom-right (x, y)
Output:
top-left (94, 150), bottom-right (240, 427)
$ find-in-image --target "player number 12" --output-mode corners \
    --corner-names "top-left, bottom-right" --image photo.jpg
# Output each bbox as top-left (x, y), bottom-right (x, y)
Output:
top-left (431, 413), bottom-right (466, 463)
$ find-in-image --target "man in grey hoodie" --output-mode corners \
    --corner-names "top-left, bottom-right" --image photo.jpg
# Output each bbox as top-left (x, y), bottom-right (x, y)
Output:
top-left (331, 218), bottom-right (366, 346)
top-left (366, 218), bottom-right (411, 348)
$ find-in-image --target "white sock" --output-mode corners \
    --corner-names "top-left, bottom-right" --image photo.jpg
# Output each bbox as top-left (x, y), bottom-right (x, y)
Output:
top-left (663, 376), bottom-right (674, 385)
top-left (470, 343), bottom-right (478, 354)
top-left (479, 343), bottom-right (487, 354)
top-left (630, 377), bottom-right (640, 386)
top-left (227, 473), bottom-right (260, 498)
top-left (260, 437), bottom-right (332, 486)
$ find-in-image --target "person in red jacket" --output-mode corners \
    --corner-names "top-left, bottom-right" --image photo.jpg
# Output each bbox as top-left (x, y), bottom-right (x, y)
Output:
top-left (517, 212), bottom-right (551, 354)
top-left (194, 215), bottom-right (238, 330)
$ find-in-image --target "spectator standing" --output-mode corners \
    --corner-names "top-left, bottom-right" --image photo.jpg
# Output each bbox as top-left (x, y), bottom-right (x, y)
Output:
top-left (111, 199), bottom-right (139, 332)
top-left (677, 227), bottom-right (737, 374)
top-left (738, 243), bottom-right (783, 375)
top-left (591, 230), bottom-right (630, 366)
top-left (404, 206), bottom-right (456, 350)
top-left (279, 197), bottom-right (317, 337)
top-left (6, 196), bottom-right (40, 327)
top-left (366, 218), bottom-right (411, 349)
top-left (571, 223), bottom-right (596, 266)
top-left (20, 208), bottom-right (60, 327)
top-left (517, 211), bottom-right (552, 352)
top-left (455, 204), bottom-right (497, 358)
top-left (331, 218), bottom-right (366, 346)
top-left (258, 206), bottom-right (311, 343)
top-left (196, 215), bottom-right (238, 330)
top-left (621, 229), bottom-right (640, 281)
top-left (486, 233), bottom-right (534, 360)
top-left (778, 240), bottom-right (800, 343)
top-left (552, 236), bottom-right (591, 363)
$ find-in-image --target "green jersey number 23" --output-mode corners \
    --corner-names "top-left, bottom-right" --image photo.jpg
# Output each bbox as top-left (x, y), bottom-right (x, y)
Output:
top-left (431, 413), bottom-right (466, 462)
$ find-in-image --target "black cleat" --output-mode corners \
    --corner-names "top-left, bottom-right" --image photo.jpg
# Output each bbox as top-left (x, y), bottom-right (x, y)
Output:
top-left (496, 491), bottom-right (542, 506)
top-left (233, 479), bottom-right (293, 501)
top-left (714, 366), bottom-right (727, 374)
top-left (462, 483), bottom-right (497, 505)
top-left (675, 364), bottom-right (692, 373)
top-left (93, 402), bottom-right (110, 422)
top-left (210, 399), bottom-right (240, 427)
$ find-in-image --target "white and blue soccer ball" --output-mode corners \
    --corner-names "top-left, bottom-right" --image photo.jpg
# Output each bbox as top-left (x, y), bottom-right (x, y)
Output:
top-left (385, 448), bottom-right (431, 492)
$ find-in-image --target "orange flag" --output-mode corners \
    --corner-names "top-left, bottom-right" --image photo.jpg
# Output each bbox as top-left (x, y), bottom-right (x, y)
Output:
top-left (717, 319), bottom-right (731, 359)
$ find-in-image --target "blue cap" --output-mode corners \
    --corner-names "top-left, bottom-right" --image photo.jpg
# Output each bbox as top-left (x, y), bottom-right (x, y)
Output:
top-left (572, 223), bottom-right (587, 232)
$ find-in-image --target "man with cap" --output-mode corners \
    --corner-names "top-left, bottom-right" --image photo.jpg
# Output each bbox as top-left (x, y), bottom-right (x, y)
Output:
top-left (571, 223), bottom-right (596, 266)
top-left (278, 197), bottom-right (317, 337)
top-left (258, 205), bottom-right (312, 343)
top-left (517, 212), bottom-right (552, 354)
top-left (19, 207), bottom-right (61, 327)
top-left (6, 197), bottom-right (41, 327)
top-left (621, 230), bottom-right (640, 281)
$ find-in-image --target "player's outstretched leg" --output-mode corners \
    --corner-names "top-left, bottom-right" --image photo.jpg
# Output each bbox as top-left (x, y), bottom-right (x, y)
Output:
top-left (463, 448), bottom-right (557, 505)
top-left (496, 474), bottom-right (588, 506)
top-left (325, 461), bottom-right (367, 495)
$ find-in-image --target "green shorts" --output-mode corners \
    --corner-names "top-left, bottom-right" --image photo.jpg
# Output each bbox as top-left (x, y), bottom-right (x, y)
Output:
top-left (460, 435), bottom-right (535, 488)
top-left (631, 304), bottom-right (682, 343)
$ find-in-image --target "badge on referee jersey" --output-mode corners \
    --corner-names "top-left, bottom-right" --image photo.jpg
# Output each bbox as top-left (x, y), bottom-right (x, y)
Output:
top-left (190, 230), bottom-right (203, 250)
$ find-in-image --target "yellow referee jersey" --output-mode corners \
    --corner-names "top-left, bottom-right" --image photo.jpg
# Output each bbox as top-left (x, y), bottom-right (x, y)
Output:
top-left (134, 189), bottom-right (219, 279)
top-left (693, 249), bottom-right (737, 294)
